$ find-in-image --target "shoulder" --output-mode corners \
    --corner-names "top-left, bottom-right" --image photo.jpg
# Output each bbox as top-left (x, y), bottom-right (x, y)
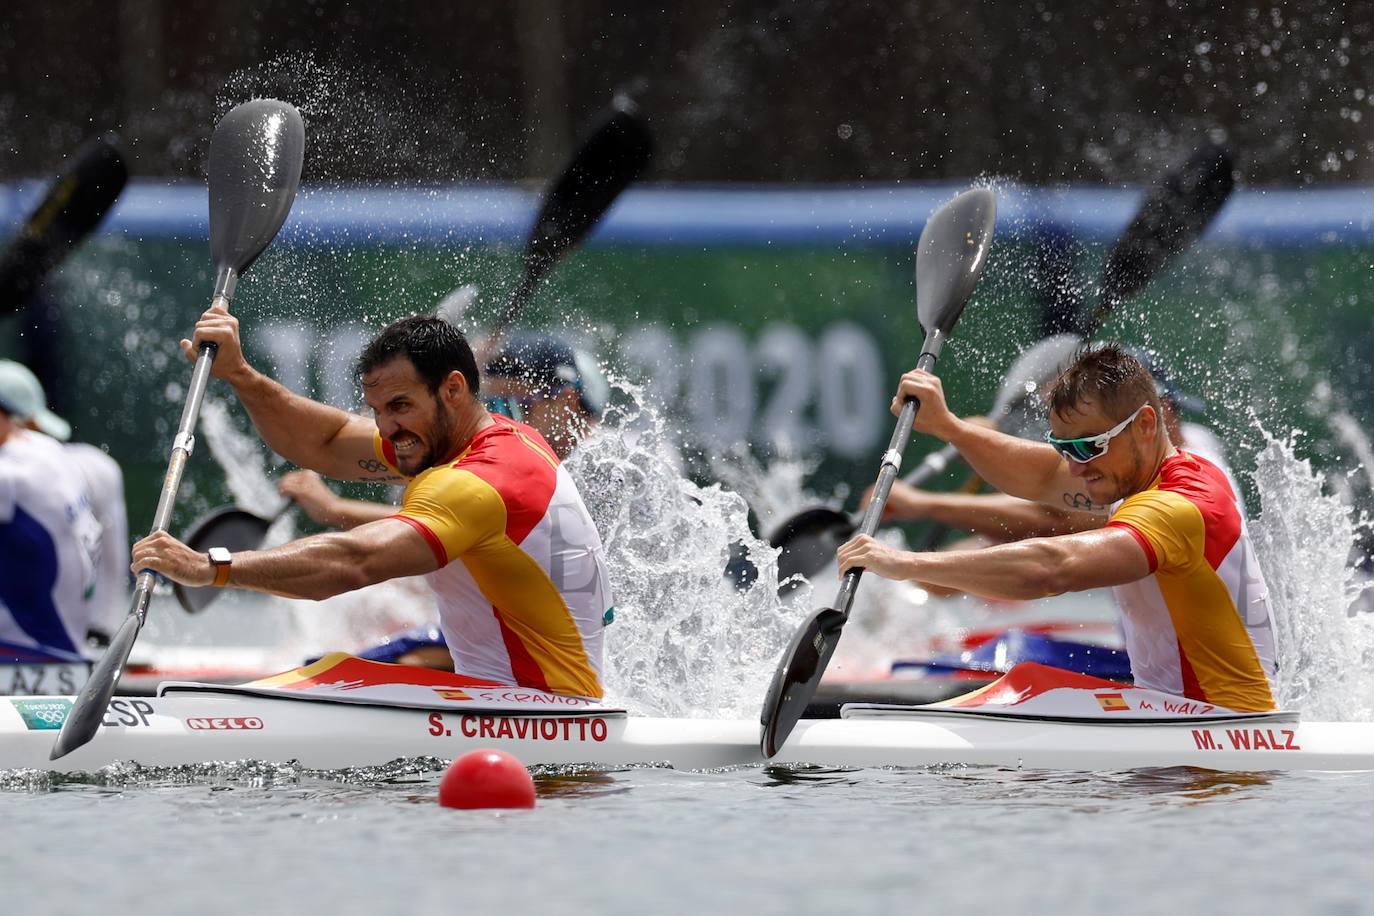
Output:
top-left (464, 416), bottom-right (559, 465)
top-left (1112, 485), bottom-right (1199, 523)
top-left (405, 464), bottom-right (501, 505)
top-left (1158, 450), bottom-right (1239, 508)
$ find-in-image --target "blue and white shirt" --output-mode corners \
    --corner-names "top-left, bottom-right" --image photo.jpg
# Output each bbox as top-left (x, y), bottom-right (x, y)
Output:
top-left (0, 430), bottom-right (103, 658)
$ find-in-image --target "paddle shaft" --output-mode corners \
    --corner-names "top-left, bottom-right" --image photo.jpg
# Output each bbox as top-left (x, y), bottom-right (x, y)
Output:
top-left (130, 270), bottom-right (235, 617)
top-left (53, 269), bottom-right (235, 758)
top-left (833, 331), bottom-right (944, 618)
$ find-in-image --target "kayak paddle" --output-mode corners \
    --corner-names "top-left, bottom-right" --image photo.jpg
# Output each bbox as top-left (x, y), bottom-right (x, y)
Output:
top-left (769, 333), bottom-right (1080, 583)
top-left (170, 97), bottom-right (653, 618)
top-left (912, 141), bottom-right (1235, 552)
top-left (767, 142), bottom-right (1235, 574)
top-left (759, 188), bottom-right (997, 758)
top-left (0, 134), bottom-right (127, 315)
top-left (51, 99), bottom-right (305, 761)
top-left (1084, 141), bottom-right (1235, 335)
top-left (173, 501), bottom-right (293, 613)
top-left (487, 93), bottom-right (653, 345)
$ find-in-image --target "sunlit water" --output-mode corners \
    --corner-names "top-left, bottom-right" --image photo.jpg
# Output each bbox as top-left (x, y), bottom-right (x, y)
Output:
top-left (15, 123), bottom-right (1374, 912)
top-left (13, 341), bottom-right (1374, 916)
top-left (3, 761), bottom-right (1371, 916)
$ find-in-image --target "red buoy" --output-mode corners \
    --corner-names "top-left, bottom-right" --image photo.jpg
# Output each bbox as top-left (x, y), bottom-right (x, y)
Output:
top-left (438, 749), bottom-right (536, 809)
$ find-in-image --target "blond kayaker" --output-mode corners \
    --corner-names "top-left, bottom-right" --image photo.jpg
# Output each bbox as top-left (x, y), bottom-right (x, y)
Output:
top-left (838, 343), bottom-right (1278, 712)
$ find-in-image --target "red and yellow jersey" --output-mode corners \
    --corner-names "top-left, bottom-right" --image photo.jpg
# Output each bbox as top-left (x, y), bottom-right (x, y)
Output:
top-left (374, 416), bottom-right (612, 698)
top-left (1106, 451), bottom-right (1278, 712)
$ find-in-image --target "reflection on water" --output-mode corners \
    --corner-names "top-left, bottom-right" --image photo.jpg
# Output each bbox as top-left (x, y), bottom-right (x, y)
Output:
top-left (755, 762), bottom-right (1277, 809)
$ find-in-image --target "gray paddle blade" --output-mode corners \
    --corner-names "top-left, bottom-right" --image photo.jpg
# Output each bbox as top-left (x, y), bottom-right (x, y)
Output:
top-left (989, 333), bottom-right (1083, 417)
top-left (175, 507), bottom-right (276, 614)
top-left (208, 99), bottom-right (305, 275)
top-left (916, 188), bottom-right (997, 334)
top-left (48, 613), bottom-right (140, 759)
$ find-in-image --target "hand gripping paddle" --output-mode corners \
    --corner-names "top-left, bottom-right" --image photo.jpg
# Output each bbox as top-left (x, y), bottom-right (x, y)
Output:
top-left (759, 188), bottom-right (997, 758)
top-left (51, 100), bottom-right (305, 761)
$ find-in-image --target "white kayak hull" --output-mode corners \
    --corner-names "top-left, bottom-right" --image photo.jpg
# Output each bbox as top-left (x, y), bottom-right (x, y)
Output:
top-left (5, 692), bottom-right (1374, 773)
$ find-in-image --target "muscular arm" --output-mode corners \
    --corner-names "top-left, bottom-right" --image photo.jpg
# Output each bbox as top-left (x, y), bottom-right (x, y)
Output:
top-left (895, 369), bottom-right (1107, 511)
top-left (183, 304), bottom-right (400, 483)
top-left (279, 470), bottom-right (398, 531)
top-left (885, 487), bottom-right (1107, 540)
top-left (132, 518), bottom-right (437, 601)
top-left (939, 418), bottom-right (1105, 510)
top-left (298, 495), bottom-right (396, 530)
top-left (837, 526), bottom-right (1151, 601)
top-left (225, 367), bottom-right (398, 482)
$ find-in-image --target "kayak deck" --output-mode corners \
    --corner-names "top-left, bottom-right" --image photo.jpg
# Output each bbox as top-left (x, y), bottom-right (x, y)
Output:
top-left (5, 692), bottom-right (1374, 773)
top-left (6, 656), bottom-right (1373, 774)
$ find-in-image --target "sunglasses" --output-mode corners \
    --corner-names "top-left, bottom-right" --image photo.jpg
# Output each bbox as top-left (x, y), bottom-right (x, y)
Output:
top-left (1046, 404), bottom-right (1147, 464)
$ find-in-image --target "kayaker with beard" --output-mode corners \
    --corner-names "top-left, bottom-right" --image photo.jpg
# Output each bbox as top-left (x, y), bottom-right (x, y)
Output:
top-left (269, 331), bottom-right (611, 670)
top-left (131, 307), bottom-right (614, 699)
top-left (274, 331), bottom-right (609, 530)
top-left (837, 343), bottom-right (1278, 712)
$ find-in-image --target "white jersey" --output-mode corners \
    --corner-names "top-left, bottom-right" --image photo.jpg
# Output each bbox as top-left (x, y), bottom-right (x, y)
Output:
top-left (65, 442), bottom-right (130, 636)
top-left (0, 430), bottom-right (103, 659)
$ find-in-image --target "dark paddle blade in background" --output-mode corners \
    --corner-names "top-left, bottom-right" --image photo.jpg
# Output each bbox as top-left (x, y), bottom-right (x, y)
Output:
top-left (760, 188), bottom-right (998, 759)
top-left (492, 94), bottom-right (654, 335)
top-left (174, 504), bottom-right (290, 613)
top-left (1084, 142), bottom-right (1234, 333)
top-left (51, 99), bottom-right (305, 761)
top-left (917, 143), bottom-right (1236, 553)
top-left (0, 134), bottom-right (127, 315)
top-left (769, 331), bottom-right (1083, 582)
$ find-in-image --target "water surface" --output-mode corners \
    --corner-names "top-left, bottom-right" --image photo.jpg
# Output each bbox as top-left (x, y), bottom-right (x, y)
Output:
top-left (4, 761), bottom-right (1368, 915)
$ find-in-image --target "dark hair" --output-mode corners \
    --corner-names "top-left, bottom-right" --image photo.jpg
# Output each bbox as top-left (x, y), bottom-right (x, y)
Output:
top-left (356, 315), bottom-right (480, 396)
top-left (1047, 342), bottom-right (1161, 422)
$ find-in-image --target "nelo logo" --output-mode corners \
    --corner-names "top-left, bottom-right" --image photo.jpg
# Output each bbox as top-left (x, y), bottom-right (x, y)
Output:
top-left (185, 716), bottom-right (264, 731)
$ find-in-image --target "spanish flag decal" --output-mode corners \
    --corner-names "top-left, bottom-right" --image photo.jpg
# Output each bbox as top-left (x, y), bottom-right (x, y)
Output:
top-left (1096, 692), bottom-right (1130, 712)
top-left (433, 688), bottom-right (473, 701)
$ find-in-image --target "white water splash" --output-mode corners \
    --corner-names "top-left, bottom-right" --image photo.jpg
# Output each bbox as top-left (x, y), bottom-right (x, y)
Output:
top-left (200, 398), bottom-right (287, 516)
top-left (567, 378), bottom-right (810, 718)
top-left (1250, 430), bottom-right (1374, 720)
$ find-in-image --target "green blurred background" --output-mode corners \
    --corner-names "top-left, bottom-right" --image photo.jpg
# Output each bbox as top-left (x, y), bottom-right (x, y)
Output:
top-left (2, 182), bottom-right (1368, 542)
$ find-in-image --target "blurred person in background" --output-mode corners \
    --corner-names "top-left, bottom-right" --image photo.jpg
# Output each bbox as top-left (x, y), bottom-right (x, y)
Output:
top-left (278, 330), bottom-right (608, 530)
top-left (0, 360), bottom-right (123, 659)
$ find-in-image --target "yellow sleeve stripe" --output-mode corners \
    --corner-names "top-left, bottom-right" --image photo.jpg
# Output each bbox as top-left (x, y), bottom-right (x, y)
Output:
top-left (512, 428), bottom-right (559, 470)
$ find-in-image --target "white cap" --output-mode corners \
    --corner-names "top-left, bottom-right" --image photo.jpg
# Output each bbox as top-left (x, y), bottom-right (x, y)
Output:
top-left (0, 360), bottom-right (71, 441)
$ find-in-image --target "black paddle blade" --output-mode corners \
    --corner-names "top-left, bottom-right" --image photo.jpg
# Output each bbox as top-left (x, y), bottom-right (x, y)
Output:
top-left (48, 612), bottom-right (140, 760)
top-left (916, 187), bottom-right (997, 335)
top-left (0, 135), bottom-right (127, 315)
top-left (208, 99), bottom-right (305, 276)
top-left (523, 99), bottom-right (654, 285)
top-left (174, 507), bottom-right (275, 613)
top-left (1032, 226), bottom-right (1082, 338)
top-left (759, 607), bottom-right (846, 758)
top-left (769, 508), bottom-right (855, 586)
top-left (1090, 142), bottom-right (1234, 328)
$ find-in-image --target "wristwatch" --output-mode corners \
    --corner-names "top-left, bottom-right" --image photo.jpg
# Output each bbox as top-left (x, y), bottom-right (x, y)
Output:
top-left (208, 547), bottom-right (233, 588)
